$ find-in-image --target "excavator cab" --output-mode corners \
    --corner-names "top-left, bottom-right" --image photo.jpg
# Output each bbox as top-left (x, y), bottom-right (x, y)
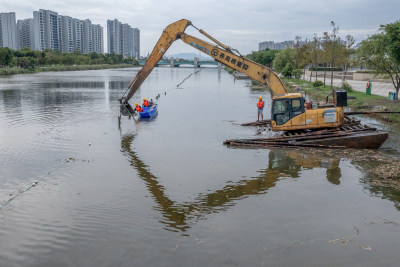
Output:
top-left (272, 94), bottom-right (305, 126)
top-left (271, 92), bottom-right (345, 131)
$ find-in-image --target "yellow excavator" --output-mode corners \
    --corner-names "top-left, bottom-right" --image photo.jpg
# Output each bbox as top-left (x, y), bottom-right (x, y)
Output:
top-left (120, 19), bottom-right (346, 132)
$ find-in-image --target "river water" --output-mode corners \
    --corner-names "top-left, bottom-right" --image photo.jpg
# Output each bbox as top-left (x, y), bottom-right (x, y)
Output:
top-left (1, 67), bottom-right (400, 266)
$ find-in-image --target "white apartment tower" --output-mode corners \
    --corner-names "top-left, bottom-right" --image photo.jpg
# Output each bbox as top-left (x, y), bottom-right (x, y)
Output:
top-left (121, 23), bottom-right (132, 58)
top-left (132, 28), bottom-right (140, 59)
top-left (107, 19), bottom-right (121, 54)
top-left (81, 19), bottom-right (103, 54)
top-left (0, 12), bottom-right (18, 49)
top-left (83, 19), bottom-right (93, 54)
top-left (17, 18), bottom-right (39, 50)
top-left (72, 19), bottom-right (83, 53)
top-left (92, 24), bottom-right (104, 54)
top-left (33, 9), bottom-right (60, 51)
top-left (58, 16), bottom-right (74, 53)
top-left (107, 19), bottom-right (139, 58)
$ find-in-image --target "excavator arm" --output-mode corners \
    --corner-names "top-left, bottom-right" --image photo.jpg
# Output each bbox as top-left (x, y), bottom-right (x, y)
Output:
top-left (120, 19), bottom-right (287, 102)
top-left (179, 33), bottom-right (287, 95)
top-left (121, 19), bottom-right (191, 102)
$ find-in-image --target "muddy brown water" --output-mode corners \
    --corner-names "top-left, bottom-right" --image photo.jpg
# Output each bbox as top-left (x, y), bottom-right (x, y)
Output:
top-left (1, 67), bottom-right (400, 266)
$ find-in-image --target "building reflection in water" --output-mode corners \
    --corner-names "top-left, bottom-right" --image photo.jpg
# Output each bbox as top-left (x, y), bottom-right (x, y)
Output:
top-left (121, 134), bottom-right (342, 232)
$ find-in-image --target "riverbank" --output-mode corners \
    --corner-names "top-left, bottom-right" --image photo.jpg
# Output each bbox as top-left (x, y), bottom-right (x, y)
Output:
top-left (0, 63), bottom-right (137, 76)
top-left (283, 78), bottom-right (400, 124)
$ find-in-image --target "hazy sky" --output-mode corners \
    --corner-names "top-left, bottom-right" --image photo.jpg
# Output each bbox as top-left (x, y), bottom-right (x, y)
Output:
top-left (2, 0), bottom-right (399, 56)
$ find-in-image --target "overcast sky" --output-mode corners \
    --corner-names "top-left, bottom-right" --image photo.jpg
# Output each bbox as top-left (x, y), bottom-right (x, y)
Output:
top-left (2, 0), bottom-right (399, 56)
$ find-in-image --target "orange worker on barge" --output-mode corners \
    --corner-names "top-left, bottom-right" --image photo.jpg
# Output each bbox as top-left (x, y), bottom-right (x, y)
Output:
top-left (257, 96), bottom-right (265, 121)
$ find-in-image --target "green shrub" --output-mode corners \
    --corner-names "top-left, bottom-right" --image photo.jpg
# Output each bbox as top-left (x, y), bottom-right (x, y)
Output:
top-left (282, 62), bottom-right (295, 78)
top-left (292, 69), bottom-right (303, 79)
top-left (313, 80), bottom-right (323, 87)
top-left (341, 81), bottom-right (353, 92)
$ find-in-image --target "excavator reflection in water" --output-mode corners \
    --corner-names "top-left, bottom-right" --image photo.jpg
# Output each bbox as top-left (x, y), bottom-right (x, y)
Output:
top-left (121, 134), bottom-right (342, 232)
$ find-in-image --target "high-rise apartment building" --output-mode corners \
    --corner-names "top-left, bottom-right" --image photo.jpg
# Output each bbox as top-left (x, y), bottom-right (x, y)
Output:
top-left (0, 12), bottom-right (18, 49)
top-left (33, 9), bottom-right (59, 51)
top-left (121, 23), bottom-right (132, 58)
top-left (72, 18), bottom-right (83, 53)
top-left (17, 18), bottom-right (40, 50)
top-left (83, 19), bottom-right (93, 54)
top-left (132, 28), bottom-right (140, 59)
top-left (81, 19), bottom-right (103, 54)
top-left (107, 19), bottom-right (121, 54)
top-left (107, 19), bottom-right (139, 58)
top-left (58, 15), bottom-right (74, 53)
top-left (92, 24), bottom-right (104, 54)
top-left (259, 41), bottom-right (275, 51)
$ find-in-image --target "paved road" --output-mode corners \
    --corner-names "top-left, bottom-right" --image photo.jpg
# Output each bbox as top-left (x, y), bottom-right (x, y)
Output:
top-left (303, 76), bottom-right (396, 97)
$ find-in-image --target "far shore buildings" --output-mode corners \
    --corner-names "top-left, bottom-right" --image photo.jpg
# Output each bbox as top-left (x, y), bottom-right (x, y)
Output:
top-left (107, 19), bottom-right (140, 58)
top-left (0, 10), bottom-right (104, 55)
top-left (259, 40), bottom-right (296, 51)
top-left (0, 12), bottom-right (18, 49)
top-left (29, 9), bottom-right (103, 54)
top-left (0, 10), bottom-right (141, 58)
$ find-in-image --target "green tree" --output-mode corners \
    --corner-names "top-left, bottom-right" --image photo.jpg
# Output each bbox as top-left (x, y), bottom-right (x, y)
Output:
top-left (329, 21), bottom-right (340, 89)
top-left (341, 35), bottom-right (355, 82)
top-left (384, 21), bottom-right (400, 63)
top-left (281, 62), bottom-right (295, 78)
top-left (246, 48), bottom-right (278, 67)
top-left (0, 47), bottom-right (15, 67)
top-left (321, 32), bottom-right (331, 87)
top-left (357, 20), bottom-right (400, 99)
top-left (311, 34), bottom-right (321, 81)
top-left (272, 47), bottom-right (295, 73)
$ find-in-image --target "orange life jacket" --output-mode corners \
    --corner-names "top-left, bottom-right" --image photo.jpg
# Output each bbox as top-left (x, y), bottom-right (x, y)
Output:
top-left (136, 106), bottom-right (143, 112)
top-left (257, 101), bottom-right (264, 109)
top-left (143, 100), bottom-right (150, 107)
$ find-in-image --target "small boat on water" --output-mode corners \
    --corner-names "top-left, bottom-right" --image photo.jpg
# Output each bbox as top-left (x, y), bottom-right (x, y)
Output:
top-left (139, 104), bottom-right (158, 118)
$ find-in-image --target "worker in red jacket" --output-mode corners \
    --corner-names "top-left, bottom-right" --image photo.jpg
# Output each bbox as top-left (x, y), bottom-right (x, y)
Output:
top-left (257, 96), bottom-right (265, 121)
top-left (142, 98), bottom-right (150, 107)
top-left (135, 103), bottom-right (143, 112)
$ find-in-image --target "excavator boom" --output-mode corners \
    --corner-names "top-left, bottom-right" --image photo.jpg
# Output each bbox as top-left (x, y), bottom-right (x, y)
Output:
top-left (121, 19), bottom-right (287, 102)
top-left (121, 19), bottom-right (191, 102)
top-left (179, 33), bottom-right (287, 95)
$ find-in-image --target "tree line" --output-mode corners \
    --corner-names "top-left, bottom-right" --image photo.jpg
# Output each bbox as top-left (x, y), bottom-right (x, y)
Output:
top-left (246, 20), bottom-right (400, 99)
top-left (246, 21), bottom-right (355, 89)
top-left (0, 48), bottom-right (139, 69)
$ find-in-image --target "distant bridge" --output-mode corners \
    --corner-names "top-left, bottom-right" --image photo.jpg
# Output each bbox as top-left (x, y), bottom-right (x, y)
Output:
top-left (139, 58), bottom-right (221, 68)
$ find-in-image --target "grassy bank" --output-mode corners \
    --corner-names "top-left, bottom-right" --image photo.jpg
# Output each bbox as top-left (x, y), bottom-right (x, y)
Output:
top-left (283, 78), bottom-right (400, 124)
top-left (0, 64), bottom-right (138, 76)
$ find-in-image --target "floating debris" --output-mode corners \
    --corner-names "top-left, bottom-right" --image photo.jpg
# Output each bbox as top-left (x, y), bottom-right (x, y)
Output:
top-left (328, 235), bottom-right (355, 246)
top-left (176, 69), bottom-right (201, 87)
top-left (361, 245), bottom-right (372, 251)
